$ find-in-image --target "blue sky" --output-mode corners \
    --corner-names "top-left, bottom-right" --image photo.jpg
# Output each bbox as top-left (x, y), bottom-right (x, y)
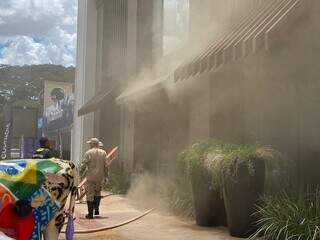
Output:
top-left (0, 0), bottom-right (77, 66)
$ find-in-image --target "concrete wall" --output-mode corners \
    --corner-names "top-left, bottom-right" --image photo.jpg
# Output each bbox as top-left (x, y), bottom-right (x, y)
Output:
top-left (131, 88), bottom-right (189, 176)
top-left (206, 3), bottom-right (320, 187)
top-left (210, 63), bottom-right (245, 144)
top-left (188, 74), bottom-right (211, 143)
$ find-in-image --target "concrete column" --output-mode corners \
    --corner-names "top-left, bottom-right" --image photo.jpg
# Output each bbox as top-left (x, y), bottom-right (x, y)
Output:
top-left (153, 0), bottom-right (164, 61)
top-left (136, 0), bottom-right (163, 71)
top-left (96, 0), bottom-right (104, 91)
top-left (119, 0), bottom-right (138, 172)
top-left (126, 0), bottom-right (137, 74)
top-left (72, 0), bottom-right (97, 164)
top-left (93, 0), bottom-right (104, 138)
top-left (121, 104), bottom-right (135, 172)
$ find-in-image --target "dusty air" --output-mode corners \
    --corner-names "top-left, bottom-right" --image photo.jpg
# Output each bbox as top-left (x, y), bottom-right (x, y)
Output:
top-left (0, 0), bottom-right (318, 239)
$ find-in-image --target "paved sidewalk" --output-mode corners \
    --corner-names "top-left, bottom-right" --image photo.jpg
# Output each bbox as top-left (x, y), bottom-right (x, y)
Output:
top-left (60, 193), bottom-right (240, 240)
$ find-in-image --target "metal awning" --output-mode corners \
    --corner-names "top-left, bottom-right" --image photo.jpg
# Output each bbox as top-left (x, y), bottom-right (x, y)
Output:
top-left (116, 74), bottom-right (172, 103)
top-left (174, 0), bottom-right (303, 81)
top-left (78, 89), bottom-right (113, 116)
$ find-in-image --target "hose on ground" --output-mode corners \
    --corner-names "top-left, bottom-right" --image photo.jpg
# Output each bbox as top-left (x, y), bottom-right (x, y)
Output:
top-left (61, 208), bottom-right (154, 234)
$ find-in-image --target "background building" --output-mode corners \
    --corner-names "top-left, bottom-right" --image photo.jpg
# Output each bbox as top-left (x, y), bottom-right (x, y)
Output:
top-left (0, 65), bottom-right (75, 160)
top-left (42, 81), bottom-right (74, 159)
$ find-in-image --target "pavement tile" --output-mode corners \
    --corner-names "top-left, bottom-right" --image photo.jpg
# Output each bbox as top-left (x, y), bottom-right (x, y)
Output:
top-left (59, 193), bottom-right (240, 240)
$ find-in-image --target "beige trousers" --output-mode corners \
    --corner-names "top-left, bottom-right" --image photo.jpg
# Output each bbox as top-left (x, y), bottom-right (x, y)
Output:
top-left (85, 181), bottom-right (102, 202)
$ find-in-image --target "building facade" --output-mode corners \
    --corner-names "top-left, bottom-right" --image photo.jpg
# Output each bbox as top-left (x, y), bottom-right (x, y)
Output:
top-left (74, 0), bottom-right (320, 186)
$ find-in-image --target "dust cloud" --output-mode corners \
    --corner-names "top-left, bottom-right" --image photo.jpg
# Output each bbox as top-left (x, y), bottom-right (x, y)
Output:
top-left (126, 173), bottom-right (175, 214)
top-left (120, 0), bottom-right (320, 196)
top-left (118, 0), bottom-right (261, 104)
top-left (120, 1), bottom-right (269, 191)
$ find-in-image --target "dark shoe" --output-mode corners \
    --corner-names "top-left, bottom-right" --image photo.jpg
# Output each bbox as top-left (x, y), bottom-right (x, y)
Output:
top-left (85, 214), bottom-right (93, 219)
top-left (94, 196), bottom-right (101, 215)
top-left (85, 201), bottom-right (94, 219)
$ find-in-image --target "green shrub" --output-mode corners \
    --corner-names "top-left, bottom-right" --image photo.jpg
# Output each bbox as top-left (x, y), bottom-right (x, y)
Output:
top-left (249, 191), bottom-right (320, 240)
top-left (167, 181), bottom-right (195, 217)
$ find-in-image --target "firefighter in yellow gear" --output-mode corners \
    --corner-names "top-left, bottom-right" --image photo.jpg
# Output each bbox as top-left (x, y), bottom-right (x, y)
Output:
top-left (32, 137), bottom-right (54, 159)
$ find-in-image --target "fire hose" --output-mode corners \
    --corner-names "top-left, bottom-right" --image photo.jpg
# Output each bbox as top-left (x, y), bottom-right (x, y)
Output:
top-left (61, 208), bottom-right (154, 234)
top-left (62, 146), bottom-right (155, 234)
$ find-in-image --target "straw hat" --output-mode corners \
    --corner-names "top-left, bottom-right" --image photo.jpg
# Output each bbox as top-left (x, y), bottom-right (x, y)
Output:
top-left (86, 138), bottom-right (100, 145)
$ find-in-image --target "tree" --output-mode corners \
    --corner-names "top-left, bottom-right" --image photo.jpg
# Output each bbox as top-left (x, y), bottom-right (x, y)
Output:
top-left (0, 64), bottom-right (75, 111)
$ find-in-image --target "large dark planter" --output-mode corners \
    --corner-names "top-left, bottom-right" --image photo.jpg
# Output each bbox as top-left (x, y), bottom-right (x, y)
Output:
top-left (222, 157), bottom-right (265, 238)
top-left (191, 168), bottom-right (227, 227)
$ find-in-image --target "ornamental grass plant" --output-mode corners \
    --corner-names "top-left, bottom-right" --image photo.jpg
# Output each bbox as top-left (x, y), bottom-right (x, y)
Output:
top-left (168, 139), bottom-right (224, 217)
top-left (169, 139), bottom-right (283, 219)
top-left (205, 144), bottom-right (283, 193)
top-left (249, 190), bottom-right (320, 240)
top-left (105, 162), bottom-right (130, 194)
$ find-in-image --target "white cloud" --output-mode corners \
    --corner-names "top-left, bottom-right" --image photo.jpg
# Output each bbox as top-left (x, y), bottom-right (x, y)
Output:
top-left (0, 0), bottom-right (77, 66)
